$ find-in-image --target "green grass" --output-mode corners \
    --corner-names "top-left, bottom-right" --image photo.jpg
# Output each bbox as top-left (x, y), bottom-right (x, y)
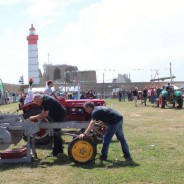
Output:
top-left (0, 100), bottom-right (184, 184)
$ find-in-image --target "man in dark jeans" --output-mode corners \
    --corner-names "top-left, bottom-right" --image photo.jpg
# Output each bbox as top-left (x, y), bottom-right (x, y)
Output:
top-left (118, 90), bottom-right (122, 101)
top-left (29, 94), bottom-right (66, 157)
top-left (79, 101), bottom-right (131, 161)
top-left (142, 87), bottom-right (148, 106)
top-left (132, 87), bottom-right (138, 107)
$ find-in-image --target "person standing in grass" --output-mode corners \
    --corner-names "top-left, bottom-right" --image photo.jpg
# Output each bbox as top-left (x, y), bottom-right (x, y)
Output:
top-left (79, 101), bottom-right (131, 161)
top-left (141, 87), bottom-right (148, 106)
top-left (132, 87), bottom-right (138, 107)
top-left (44, 80), bottom-right (54, 95)
top-left (150, 88), bottom-right (155, 105)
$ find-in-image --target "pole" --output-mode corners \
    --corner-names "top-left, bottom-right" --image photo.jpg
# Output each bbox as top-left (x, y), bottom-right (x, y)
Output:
top-left (103, 73), bottom-right (105, 99)
top-left (78, 82), bottom-right (80, 100)
top-left (64, 70), bottom-right (67, 98)
top-left (48, 53), bottom-right (50, 64)
top-left (170, 62), bottom-right (172, 85)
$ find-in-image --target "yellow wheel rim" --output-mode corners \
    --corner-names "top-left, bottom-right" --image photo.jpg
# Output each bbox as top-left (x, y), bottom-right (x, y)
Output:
top-left (71, 140), bottom-right (94, 163)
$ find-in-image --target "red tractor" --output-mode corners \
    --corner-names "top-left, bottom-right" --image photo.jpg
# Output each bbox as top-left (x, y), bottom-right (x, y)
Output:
top-left (20, 92), bottom-right (106, 164)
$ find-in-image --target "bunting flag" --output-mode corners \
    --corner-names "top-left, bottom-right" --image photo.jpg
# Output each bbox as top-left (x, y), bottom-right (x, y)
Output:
top-left (19, 75), bottom-right (24, 84)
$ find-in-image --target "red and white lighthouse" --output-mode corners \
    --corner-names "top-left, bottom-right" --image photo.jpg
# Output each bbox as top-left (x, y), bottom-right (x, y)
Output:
top-left (27, 24), bottom-right (40, 84)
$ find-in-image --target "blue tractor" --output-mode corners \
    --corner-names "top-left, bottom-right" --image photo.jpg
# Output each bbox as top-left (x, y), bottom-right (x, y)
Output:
top-left (158, 85), bottom-right (183, 108)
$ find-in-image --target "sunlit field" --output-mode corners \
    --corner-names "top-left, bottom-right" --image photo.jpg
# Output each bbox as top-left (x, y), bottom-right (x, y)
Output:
top-left (0, 99), bottom-right (183, 184)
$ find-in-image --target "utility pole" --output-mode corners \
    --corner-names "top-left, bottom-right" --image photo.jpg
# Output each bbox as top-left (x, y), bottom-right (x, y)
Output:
top-left (170, 62), bottom-right (173, 85)
top-left (64, 68), bottom-right (67, 98)
top-left (48, 53), bottom-right (50, 64)
top-left (103, 73), bottom-right (105, 99)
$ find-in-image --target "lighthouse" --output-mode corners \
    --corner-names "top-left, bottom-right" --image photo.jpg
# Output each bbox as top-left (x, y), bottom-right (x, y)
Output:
top-left (27, 24), bottom-right (40, 84)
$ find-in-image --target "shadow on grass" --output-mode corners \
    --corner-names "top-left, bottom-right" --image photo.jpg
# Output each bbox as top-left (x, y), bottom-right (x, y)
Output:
top-left (71, 158), bottom-right (139, 169)
top-left (173, 106), bottom-right (183, 110)
top-left (0, 153), bottom-right (72, 171)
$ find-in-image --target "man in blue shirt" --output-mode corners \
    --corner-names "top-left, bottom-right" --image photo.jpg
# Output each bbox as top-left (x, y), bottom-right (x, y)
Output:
top-left (79, 101), bottom-right (131, 161)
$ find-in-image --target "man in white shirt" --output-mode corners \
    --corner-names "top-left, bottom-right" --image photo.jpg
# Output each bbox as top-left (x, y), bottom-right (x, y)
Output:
top-left (24, 87), bottom-right (34, 104)
top-left (44, 80), bottom-right (54, 95)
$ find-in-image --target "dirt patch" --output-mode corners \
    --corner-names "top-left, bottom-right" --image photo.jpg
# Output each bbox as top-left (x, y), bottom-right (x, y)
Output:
top-left (131, 114), bottom-right (142, 117)
top-left (159, 111), bottom-right (164, 113)
top-left (165, 125), bottom-right (184, 131)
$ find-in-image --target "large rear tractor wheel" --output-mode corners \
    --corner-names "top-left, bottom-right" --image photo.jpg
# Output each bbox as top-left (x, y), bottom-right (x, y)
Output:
top-left (156, 98), bottom-right (159, 107)
top-left (159, 97), bottom-right (166, 108)
top-left (68, 137), bottom-right (97, 164)
top-left (23, 108), bottom-right (53, 145)
top-left (177, 97), bottom-right (183, 109)
top-left (172, 101), bottom-right (175, 108)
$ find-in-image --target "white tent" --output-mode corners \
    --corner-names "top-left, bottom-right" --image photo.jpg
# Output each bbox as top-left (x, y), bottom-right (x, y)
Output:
top-left (173, 85), bottom-right (179, 90)
top-left (179, 84), bottom-right (184, 89)
top-left (24, 87), bottom-right (55, 93)
top-left (163, 84), bottom-right (179, 90)
top-left (59, 86), bottom-right (79, 92)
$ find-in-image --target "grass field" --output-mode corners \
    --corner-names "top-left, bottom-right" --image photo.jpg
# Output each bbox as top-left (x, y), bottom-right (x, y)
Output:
top-left (0, 100), bottom-right (184, 184)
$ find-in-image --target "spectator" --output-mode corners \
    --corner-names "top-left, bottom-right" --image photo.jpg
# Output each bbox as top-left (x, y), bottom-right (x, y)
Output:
top-left (156, 87), bottom-right (162, 98)
top-left (127, 90), bottom-right (132, 101)
top-left (118, 90), bottom-right (122, 101)
top-left (24, 86), bottom-right (34, 104)
top-left (44, 80), bottom-right (54, 95)
top-left (4, 91), bottom-right (9, 104)
top-left (132, 87), bottom-right (138, 107)
top-left (141, 87), bottom-right (148, 106)
top-left (122, 90), bottom-right (126, 101)
top-left (150, 88), bottom-right (155, 104)
top-left (19, 93), bottom-right (27, 112)
top-left (80, 92), bottom-right (86, 99)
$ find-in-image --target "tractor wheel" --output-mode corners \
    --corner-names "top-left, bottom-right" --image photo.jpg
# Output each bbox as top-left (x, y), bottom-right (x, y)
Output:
top-left (159, 97), bottom-right (166, 108)
top-left (156, 99), bottom-right (159, 107)
top-left (172, 101), bottom-right (175, 108)
top-left (23, 108), bottom-right (53, 145)
top-left (177, 97), bottom-right (183, 109)
top-left (68, 137), bottom-right (97, 164)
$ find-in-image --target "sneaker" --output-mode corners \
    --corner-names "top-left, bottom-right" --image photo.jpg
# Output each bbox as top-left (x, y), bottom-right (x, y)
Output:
top-left (52, 145), bottom-right (64, 153)
top-left (58, 147), bottom-right (64, 154)
top-left (49, 147), bottom-right (64, 157)
top-left (99, 155), bottom-right (107, 161)
top-left (47, 152), bottom-right (59, 158)
top-left (124, 155), bottom-right (132, 161)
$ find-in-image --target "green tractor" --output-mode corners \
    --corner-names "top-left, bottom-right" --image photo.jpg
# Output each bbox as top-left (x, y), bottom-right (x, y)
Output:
top-left (158, 85), bottom-right (183, 108)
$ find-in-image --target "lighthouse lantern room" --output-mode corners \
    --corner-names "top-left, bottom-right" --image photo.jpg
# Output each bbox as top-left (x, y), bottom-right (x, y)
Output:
top-left (27, 24), bottom-right (40, 84)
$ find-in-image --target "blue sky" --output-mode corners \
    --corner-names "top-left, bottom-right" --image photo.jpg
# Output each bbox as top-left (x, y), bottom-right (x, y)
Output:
top-left (0, 0), bottom-right (184, 84)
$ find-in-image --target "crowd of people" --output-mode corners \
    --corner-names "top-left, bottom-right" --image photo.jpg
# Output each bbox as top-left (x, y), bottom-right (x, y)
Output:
top-left (0, 90), bottom-right (22, 105)
top-left (117, 85), bottom-right (173, 107)
top-left (80, 89), bottom-right (97, 99)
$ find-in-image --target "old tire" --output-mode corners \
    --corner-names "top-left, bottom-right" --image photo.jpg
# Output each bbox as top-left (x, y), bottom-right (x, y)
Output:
top-left (23, 108), bottom-right (53, 145)
top-left (177, 97), bottom-right (183, 109)
top-left (172, 101), bottom-right (175, 108)
top-left (68, 137), bottom-right (97, 164)
top-left (159, 97), bottom-right (166, 108)
top-left (156, 99), bottom-right (159, 107)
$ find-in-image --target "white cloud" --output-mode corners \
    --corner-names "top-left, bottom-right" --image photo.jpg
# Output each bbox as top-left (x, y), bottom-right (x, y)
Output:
top-left (0, 0), bottom-right (23, 5)
top-left (25, 0), bottom-right (69, 18)
top-left (46, 0), bottom-right (184, 82)
top-left (1, 0), bottom-right (184, 83)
